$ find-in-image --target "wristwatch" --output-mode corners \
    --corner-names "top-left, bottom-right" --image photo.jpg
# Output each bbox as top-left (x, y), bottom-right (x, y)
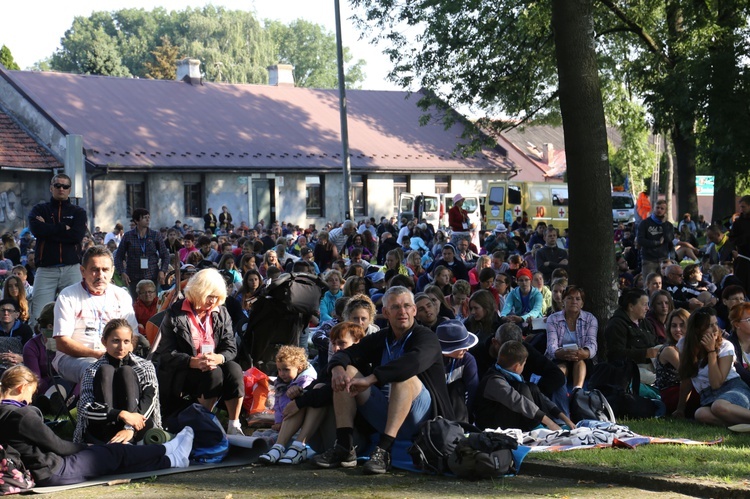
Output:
top-left (124, 424), bottom-right (135, 431)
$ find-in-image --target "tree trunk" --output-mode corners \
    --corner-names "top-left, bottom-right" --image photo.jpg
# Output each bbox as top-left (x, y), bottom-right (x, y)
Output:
top-left (551, 0), bottom-right (617, 325)
top-left (706, 0), bottom-right (742, 225)
top-left (712, 178), bottom-right (736, 225)
top-left (665, 134), bottom-right (675, 223)
top-left (671, 123), bottom-right (698, 218)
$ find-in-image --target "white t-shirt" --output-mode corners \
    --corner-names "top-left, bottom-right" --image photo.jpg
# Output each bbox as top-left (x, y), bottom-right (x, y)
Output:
top-left (52, 282), bottom-right (137, 368)
top-left (689, 339), bottom-right (739, 393)
top-left (397, 226), bottom-right (410, 245)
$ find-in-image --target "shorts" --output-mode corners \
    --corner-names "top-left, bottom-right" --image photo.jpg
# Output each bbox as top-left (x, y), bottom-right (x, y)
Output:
top-left (359, 381), bottom-right (432, 439)
top-left (699, 377), bottom-right (750, 407)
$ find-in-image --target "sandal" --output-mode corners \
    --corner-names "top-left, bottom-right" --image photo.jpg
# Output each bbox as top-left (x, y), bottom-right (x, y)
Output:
top-left (259, 444), bottom-right (284, 464)
top-left (278, 444), bottom-right (308, 465)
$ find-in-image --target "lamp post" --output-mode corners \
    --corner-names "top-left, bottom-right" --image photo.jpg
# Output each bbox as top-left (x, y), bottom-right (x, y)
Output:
top-left (334, 0), bottom-right (353, 221)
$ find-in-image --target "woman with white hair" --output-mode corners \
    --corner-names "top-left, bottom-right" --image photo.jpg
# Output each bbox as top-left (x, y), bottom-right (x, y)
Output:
top-left (155, 268), bottom-right (245, 435)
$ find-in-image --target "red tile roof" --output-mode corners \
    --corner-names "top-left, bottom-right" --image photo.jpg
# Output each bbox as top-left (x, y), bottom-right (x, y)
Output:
top-left (2, 69), bottom-right (515, 175)
top-left (0, 108), bottom-right (61, 170)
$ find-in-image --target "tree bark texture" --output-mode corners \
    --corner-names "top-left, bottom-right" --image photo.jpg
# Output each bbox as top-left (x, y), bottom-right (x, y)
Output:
top-left (551, 0), bottom-right (617, 326)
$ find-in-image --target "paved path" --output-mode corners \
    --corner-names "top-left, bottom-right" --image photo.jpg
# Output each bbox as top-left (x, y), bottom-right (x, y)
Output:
top-left (39, 462), bottom-right (698, 498)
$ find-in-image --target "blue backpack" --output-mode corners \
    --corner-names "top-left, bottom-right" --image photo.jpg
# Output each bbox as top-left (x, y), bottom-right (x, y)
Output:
top-left (173, 403), bottom-right (229, 463)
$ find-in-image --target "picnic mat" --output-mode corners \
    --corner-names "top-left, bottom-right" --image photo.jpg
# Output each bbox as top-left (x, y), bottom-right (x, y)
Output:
top-left (494, 420), bottom-right (723, 453)
top-left (30, 434), bottom-right (269, 494)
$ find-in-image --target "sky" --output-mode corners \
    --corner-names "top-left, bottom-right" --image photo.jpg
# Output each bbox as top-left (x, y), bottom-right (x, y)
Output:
top-left (1, 0), bottom-right (400, 90)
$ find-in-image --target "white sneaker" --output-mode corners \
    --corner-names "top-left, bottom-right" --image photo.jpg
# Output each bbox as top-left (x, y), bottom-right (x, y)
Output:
top-left (227, 425), bottom-right (245, 436)
top-left (278, 443), bottom-right (308, 465)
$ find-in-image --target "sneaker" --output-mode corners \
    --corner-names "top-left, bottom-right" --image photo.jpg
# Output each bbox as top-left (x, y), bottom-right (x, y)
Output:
top-left (259, 443), bottom-right (285, 464)
top-left (363, 446), bottom-right (391, 475)
top-left (278, 443), bottom-right (308, 465)
top-left (163, 426), bottom-right (194, 468)
top-left (312, 443), bottom-right (357, 469)
top-left (227, 425), bottom-right (245, 436)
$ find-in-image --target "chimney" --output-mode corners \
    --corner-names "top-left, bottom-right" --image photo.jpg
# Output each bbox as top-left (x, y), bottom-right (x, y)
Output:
top-left (176, 58), bottom-right (202, 85)
top-left (542, 143), bottom-right (554, 165)
top-left (267, 64), bottom-right (295, 87)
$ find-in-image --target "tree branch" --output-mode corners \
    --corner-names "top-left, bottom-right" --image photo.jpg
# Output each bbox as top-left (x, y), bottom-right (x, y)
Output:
top-left (597, 0), bottom-right (674, 67)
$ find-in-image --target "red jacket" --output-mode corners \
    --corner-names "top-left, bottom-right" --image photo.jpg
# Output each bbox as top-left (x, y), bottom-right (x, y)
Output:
top-left (448, 205), bottom-right (468, 232)
top-left (134, 298), bottom-right (158, 333)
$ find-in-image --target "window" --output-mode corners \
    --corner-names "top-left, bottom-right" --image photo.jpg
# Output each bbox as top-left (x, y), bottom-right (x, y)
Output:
top-left (435, 175), bottom-right (450, 195)
top-left (488, 186), bottom-right (505, 206)
top-left (351, 175), bottom-right (367, 216)
top-left (184, 183), bottom-right (202, 218)
top-left (508, 185), bottom-right (522, 205)
top-left (126, 182), bottom-right (146, 218)
top-left (551, 187), bottom-right (569, 206)
top-left (306, 175), bottom-right (324, 217)
top-left (393, 175), bottom-right (409, 212)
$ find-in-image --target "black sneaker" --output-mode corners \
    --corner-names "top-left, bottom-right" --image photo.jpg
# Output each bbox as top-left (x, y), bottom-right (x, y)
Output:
top-left (363, 446), bottom-right (391, 475)
top-left (312, 443), bottom-right (357, 469)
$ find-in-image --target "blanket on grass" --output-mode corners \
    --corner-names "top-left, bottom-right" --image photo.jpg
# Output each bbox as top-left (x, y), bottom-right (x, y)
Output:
top-left (488, 420), bottom-right (722, 453)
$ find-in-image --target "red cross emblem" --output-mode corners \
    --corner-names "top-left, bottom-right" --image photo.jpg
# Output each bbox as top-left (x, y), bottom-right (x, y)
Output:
top-left (558, 207), bottom-right (565, 217)
top-left (514, 205), bottom-right (522, 216)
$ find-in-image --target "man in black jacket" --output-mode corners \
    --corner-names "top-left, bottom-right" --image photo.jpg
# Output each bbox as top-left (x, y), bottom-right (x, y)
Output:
top-left (28, 174), bottom-right (87, 327)
top-left (313, 286), bottom-right (453, 475)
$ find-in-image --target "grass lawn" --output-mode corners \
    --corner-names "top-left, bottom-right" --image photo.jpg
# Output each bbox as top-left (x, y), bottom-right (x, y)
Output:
top-left (525, 418), bottom-right (750, 484)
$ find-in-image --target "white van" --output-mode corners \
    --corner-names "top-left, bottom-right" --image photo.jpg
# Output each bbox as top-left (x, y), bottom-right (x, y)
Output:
top-left (440, 193), bottom-right (484, 230)
top-left (398, 193), bottom-right (441, 228)
top-left (612, 191), bottom-right (636, 226)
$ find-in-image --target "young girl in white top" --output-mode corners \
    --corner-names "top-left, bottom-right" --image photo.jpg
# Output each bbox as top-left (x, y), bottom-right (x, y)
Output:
top-left (677, 307), bottom-right (750, 426)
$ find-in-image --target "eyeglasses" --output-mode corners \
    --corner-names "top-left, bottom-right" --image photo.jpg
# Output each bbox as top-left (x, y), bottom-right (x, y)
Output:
top-left (737, 317), bottom-right (750, 324)
top-left (139, 290), bottom-right (156, 295)
top-left (0, 308), bottom-right (17, 314)
top-left (52, 183), bottom-right (71, 190)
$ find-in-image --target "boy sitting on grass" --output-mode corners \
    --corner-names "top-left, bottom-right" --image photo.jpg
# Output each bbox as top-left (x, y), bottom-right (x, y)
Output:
top-left (474, 340), bottom-right (575, 431)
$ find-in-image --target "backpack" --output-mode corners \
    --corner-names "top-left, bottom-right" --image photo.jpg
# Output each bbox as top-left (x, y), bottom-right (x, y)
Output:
top-left (0, 443), bottom-right (35, 494)
top-left (407, 417), bottom-right (476, 474)
top-left (238, 272), bottom-right (327, 373)
top-left (569, 387), bottom-right (616, 423)
top-left (259, 272), bottom-right (327, 316)
top-left (447, 431), bottom-right (518, 480)
top-left (170, 403), bottom-right (229, 463)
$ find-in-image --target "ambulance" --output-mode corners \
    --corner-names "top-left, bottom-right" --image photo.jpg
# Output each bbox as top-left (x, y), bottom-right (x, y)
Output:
top-left (485, 181), bottom-right (635, 230)
top-left (485, 181), bottom-right (570, 231)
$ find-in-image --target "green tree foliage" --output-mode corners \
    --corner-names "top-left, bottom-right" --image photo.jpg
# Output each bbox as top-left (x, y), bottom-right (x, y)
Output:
top-left (143, 36), bottom-right (181, 80)
top-left (266, 19), bottom-right (366, 88)
top-left (47, 6), bottom-right (365, 88)
top-left (353, 0), bottom-right (750, 220)
top-left (0, 45), bottom-right (21, 70)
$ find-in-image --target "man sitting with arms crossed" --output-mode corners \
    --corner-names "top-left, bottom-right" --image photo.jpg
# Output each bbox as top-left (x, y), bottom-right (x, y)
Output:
top-left (53, 246), bottom-right (138, 384)
top-left (313, 286), bottom-right (454, 474)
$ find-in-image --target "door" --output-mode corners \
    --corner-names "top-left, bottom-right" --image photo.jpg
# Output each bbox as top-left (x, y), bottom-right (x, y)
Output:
top-left (252, 179), bottom-right (275, 224)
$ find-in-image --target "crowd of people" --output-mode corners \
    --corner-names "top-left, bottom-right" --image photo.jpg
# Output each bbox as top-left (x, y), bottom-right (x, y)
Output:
top-left (1, 174), bottom-right (750, 483)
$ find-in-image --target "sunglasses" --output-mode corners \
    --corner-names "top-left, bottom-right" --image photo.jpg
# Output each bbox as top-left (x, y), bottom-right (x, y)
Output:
top-left (52, 183), bottom-right (71, 190)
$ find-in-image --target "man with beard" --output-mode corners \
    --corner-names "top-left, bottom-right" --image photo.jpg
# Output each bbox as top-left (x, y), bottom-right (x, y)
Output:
top-left (53, 246), bottom-right (138, 384)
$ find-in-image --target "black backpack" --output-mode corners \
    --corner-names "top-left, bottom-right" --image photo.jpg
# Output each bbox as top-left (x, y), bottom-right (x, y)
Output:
top-left (238, 272), bottom-right (327, 373)
top-left (407, 417), bottom-right (476, 474)
top-left (447, 431), bottom-right (519, 480)
top-left (569, 387), bottom-right (616, 423)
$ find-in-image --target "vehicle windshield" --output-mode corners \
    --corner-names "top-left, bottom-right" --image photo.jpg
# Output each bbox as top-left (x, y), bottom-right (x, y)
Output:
top-left (612, 195), bottom-right (634, 209)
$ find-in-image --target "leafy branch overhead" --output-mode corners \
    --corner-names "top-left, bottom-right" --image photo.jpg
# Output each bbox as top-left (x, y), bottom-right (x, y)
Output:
top-left (352, 0), bottom-right (750, 215)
